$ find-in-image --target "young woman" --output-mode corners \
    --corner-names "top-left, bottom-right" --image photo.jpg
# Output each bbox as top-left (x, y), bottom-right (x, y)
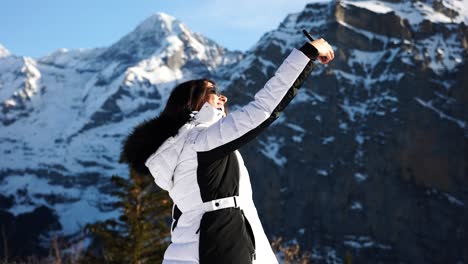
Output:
top-left (122, 38), bottom-right (334, 264)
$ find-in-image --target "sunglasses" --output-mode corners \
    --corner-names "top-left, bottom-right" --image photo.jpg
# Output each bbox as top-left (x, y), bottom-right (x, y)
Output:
top-left (209, 86), bottom-right (221, 96)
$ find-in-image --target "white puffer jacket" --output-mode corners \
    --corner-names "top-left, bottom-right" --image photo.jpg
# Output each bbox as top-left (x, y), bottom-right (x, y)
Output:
top-left (144, 47), bottom-right (315, 264)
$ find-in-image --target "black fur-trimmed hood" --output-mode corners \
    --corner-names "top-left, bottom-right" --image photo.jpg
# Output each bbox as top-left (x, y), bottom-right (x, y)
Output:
top-left (119, 112), bottom-right (191, 176)
top-left (120, 102), bottom-right (225, 176)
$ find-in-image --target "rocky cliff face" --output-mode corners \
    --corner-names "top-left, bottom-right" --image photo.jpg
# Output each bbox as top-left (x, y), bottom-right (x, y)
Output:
top-left (0, 1), bottom-right (466, 263)
top-left (220, 0), bottom-right (467, 263)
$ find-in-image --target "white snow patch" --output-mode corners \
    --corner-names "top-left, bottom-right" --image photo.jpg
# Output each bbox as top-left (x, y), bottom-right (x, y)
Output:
top-left (292, 89), bottom-right (327, 105)
top-left (343, 0), bottom-right (393, 14)
top-left (286, 123), bottom-right (306, 133)
top-left (0, 174), bottom-right (118, 234)
top-left (348, 49), bottom-right (386, 74)
top-left (286, 123), bottom-right (306, 143)
top-left (258, 136), bottom-right (287, 167)
top-left (419, 33), bottom-right (465, 74)
top-left (339, 120), bottom-right (348, 131)
top-left (298, 228), bottom-right (306, 235)
top-left (317, 169), bottom-right (329, 176)
top-left (338, 91), bottom-right (399, 122)
top-left (307, 246), bottom-right (344, 264)
top-left (311, 91), bottom-right (326, 102)
top-left (341, 0), bottom-right (467, 25)
top-left (337, 20), bottom-right (400, 44)
top-left (334, 68), bottom-right (404, 89)
top-left (55, 187), bottom-right (118, 234)
top-left (344, 235), bottom-right (392, 250)
top-left (443, 193), bottom-right (464, 206)
top-left (292, 135), bottom-right (303, 143)
top-left (354, 172), bottom-right (368, 182)
top-left (339, 98), bottom-right (368, 122)
top-left (355, 134), bottom-right (365, 145)
top-left (350, 201), bottom-right (363, 210)
top-left (415, 97), bottom-right (466, 129)
top-left (4, 99), bottom-right (17, 107)
top-left (257, 57), bottom-right (276, 76)
top-left (322, 136), bottom-right (335, 144)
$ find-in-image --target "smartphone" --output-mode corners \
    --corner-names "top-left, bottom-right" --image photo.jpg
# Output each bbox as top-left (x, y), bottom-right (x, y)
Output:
top-left (302, 29), bottom-right (328, 62)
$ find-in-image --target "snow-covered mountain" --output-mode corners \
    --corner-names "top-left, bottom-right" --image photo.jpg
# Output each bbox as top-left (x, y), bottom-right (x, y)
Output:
top-left (1, 1), bottom-right (467, 262)
top-left (0, 12), bottom-right (241, 236)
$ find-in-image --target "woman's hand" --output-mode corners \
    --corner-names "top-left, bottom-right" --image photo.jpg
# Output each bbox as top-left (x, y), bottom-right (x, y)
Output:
top-left (311, 38), bottom-right (334, 64)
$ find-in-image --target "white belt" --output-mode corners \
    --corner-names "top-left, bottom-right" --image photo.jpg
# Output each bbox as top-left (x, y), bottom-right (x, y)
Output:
top-left (202, 196), bottom-right (240, 212)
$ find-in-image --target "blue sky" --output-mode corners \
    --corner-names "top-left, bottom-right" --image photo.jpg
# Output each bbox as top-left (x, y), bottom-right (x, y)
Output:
top-left (0, 0), bottom-right (327, 58)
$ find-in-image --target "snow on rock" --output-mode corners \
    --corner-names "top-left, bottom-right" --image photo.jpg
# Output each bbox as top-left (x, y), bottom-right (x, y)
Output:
top-left (298, 228), bottom-right (306, 235)
top-left (39, 47), bottom-right (105, 69)
top-left (355, 133), bottom-right (365, 145)
top-left (258, 136), bottom-right (287, 167)
top-left (322, 136), bottom-right (336, 144)
top-left (0, 43), bottom-right (11, 58)
top-left (0, 57), bottom-right (25, 101)
top-left (0, 174), bottom-right (118, 234)
top-left (286, 122), bottom-right (306, 133)
top-left (286, 123), bottom-right (306, 143)
top-left (350, 201), bottom-right (363, 210)
top-left (20, 57), bottom-right (42, 98)
top-left (347, 49), bottom-right (386, 74)
top-left (341, 0), bottom-right (468, 25)
top-left (339, 120), bottom-right (349, 131)
top-left (339, 98), bottom-right (369, 122)
top-left (317, 169), bottom-right (329, 176)
top-left (415, 97), bottom-right (467, 130)
top-left (344, 0), bottom-right (394, 14)
top-left (0, 56), bottom-right (42, 114)
top-left (338, 91), bottom-right (399, 122)
top-left (343, 235), bottom-right (392, 250)
top-left (354, 172), bottom-right (368, 182)
top-left (443, 192), bottom-right (464, 206)
top-left (418, 33), bottom-right (465, 74)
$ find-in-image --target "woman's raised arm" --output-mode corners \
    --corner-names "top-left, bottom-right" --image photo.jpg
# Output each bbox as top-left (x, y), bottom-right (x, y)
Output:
top-left (192, 40), bottom-right (334, 159)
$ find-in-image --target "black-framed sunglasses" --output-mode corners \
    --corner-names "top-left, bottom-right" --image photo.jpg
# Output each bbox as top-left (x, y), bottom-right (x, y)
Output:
top-left (209, 86), bottom-right (221, 96)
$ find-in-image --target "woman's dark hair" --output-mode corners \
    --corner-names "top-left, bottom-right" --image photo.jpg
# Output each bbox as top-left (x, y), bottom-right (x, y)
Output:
top-left (162, 78), bottom-right (216, 117)
top-left (120, 78), bottom-right (216, 175)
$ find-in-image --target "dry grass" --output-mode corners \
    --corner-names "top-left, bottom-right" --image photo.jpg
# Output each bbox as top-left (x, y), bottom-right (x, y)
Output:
top-left (271, 237), bottom-right (312, 264)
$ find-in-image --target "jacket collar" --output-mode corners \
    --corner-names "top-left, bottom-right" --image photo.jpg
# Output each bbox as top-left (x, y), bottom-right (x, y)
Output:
top-left (190, 102), bottom-right (225, 126)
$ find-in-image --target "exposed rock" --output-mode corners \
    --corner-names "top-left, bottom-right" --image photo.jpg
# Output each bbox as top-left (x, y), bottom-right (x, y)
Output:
top-left (335, 2), bottom-right (413, 39)
top-left (221, 1), bottom-right (467, 263)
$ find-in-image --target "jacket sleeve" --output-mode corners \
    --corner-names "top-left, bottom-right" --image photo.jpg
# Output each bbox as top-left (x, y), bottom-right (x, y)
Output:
top-left (193, 44), bottom-right (317, 159)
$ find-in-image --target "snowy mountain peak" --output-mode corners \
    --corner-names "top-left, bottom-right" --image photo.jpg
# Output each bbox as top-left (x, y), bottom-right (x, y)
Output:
top-left (140, 12), bottom-right (178, 32)
top-left (98, 12), bottom-right (192, 63)
top-left (0, 43), bottom-right (11, 58)
top-left (131, 12), bottom-right (184, 39)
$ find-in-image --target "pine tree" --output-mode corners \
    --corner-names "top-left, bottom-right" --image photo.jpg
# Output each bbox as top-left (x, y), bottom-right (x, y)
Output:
top-left (84, 168), bottom-right (172, 263)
